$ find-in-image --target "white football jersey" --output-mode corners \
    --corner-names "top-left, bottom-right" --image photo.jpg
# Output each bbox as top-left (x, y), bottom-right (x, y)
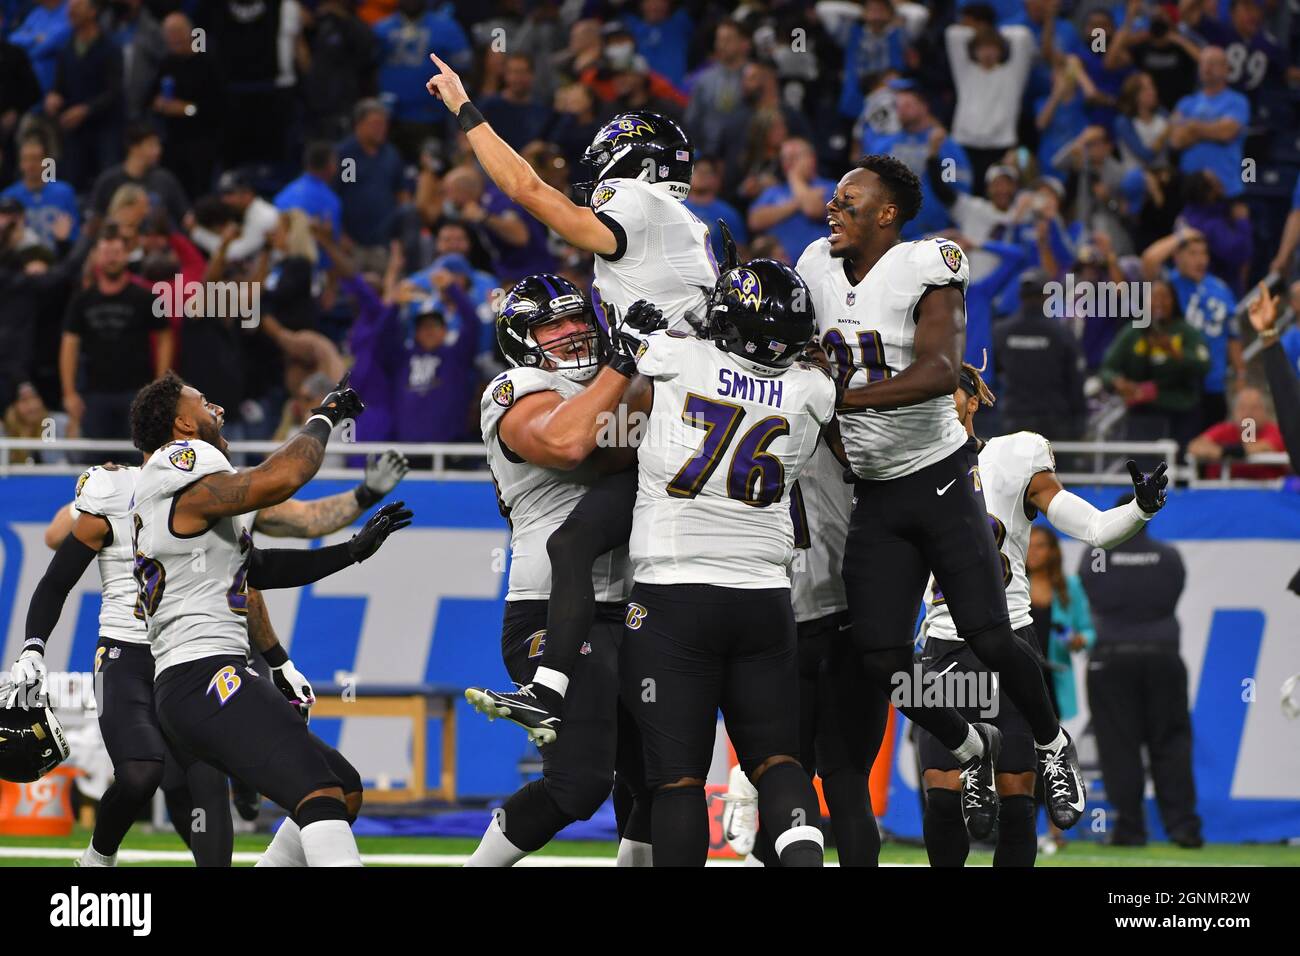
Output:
top-left (130, 440), bottom-right (255, 673)
top-left (481, 367), bottom-right (631, 603)
top-left (630, 331), bottom-right (836, 588)
top-left (71, 465), bottom-right (147, 645)
top-left (788, 440), bottom-right (853, 623)
top-left (589, 178), bottom-right (718, 330)
top-left (797, 236), bottom-right (971, 480)
top-left (923, 432), bottom-right (1056, 641)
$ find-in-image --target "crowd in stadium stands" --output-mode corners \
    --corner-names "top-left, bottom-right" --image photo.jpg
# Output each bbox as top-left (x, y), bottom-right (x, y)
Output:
top-left (0, 0), bottom-right (1298, 478)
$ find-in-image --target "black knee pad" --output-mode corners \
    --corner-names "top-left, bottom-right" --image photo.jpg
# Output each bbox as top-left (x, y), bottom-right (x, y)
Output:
top-left (548, 768), bottom-right (613, 821)
top-left (115, 759), bottom-right (165, 802)
top-left (925, 787), bottom-right (963, 821)
top-left (294, 794), bottom-right (350, 829)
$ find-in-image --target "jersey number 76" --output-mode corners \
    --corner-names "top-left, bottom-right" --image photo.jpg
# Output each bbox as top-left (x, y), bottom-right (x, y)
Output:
top-left (667, 393), bottom-right (789, 506)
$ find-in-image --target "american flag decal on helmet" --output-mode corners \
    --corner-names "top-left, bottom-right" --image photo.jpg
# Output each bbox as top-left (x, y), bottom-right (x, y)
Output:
top-left (676, 149), bottom-right (690, 161)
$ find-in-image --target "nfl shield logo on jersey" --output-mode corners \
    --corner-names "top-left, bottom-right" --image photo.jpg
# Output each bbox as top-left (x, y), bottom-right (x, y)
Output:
top-left (169, 446), bottom-right (196, 472)
top-left (846, 291), bottom-right (855, 306)
top-left (492, 380), bottom-right (515, 408)
top-left (940, 243), bottom-right (963, 274)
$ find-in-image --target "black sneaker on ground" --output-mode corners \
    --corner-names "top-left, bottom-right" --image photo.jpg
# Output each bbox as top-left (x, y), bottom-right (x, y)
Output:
top-left (959, 723), bottom-right (1002, 840)
top-left (1038, 731), bottom-right (1086, 829)
top-left (464, 683), bottom-right (562, 745)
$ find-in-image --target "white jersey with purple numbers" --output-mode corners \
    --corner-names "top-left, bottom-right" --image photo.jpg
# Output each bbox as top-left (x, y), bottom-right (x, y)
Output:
top-left (588, 178), bottom-right (717, 331)
top-left (923, 432), bottom-right (1056, 641)
top-left (789, 440), bottom-right (853, 623)
top-left (480, 367), bottom-right (631, 603)
top-left (130, 439), bottom-right (255, 674)
top-left (72, 465), bottom-right (148, 645)
top-left (797, 236), bottom-right (971, 480)
top-left (630, 331), bottom-right (836, 589)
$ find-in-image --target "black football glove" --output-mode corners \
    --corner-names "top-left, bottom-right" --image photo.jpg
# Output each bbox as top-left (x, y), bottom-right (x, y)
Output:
top-left (311, 371), bottom-right (366, 427)
top-left (621, 299), bottom-right (666, 336)
top-left (347, 501), bottom-right (414, 562)
top-left (1126, 459), bottom-right (1169, 514)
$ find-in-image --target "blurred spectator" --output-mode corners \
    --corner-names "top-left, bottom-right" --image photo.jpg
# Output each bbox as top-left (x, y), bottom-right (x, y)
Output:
top-left (2, 380), bottom-right (68, 463)
top-left (684, 155), bottom-right (745, 266)
top-left (1188, 385), bottom-right (1290, 479)
top-left (2, 133), bottom-right (81, 248)
top-left (90, 122), bottom-right (188, 226)
top-left (1025, 524), bottom-right (1093, 728)
top-left (1081, 499), bottom-right (1203, 849)
top-left (0, 12), bottom-right (42, 175)
top-left (1105, 0), bottom-right (1200, 112)
top-left (929, 158), bottom-right (1017, 249)
top-left (993, 269), bottom-right (1087, 441)
top-left (299, 0), bottom-right (378, 141)
top-left (1175, 170), bottom-right (1252, 293)
top-left (1183, 0), bottom-right (1295, 101)
top-left (373, 0), bottom-right (471, 158)
top-left (443, 163), bottom-right (553, 282)
top-left (336, 98), bottom-right (407, 268)
top-left (480, 54), bottom-right (554, 150)
top-left (720, 59), bottom-right (813, 182)
top-left (549, 82), bottom-right (601, 171)
top-left (9, 0), bottom-right (70, 93)
top-left (198, 0), bottom-right (301, 168)
top-left (577, 20), bottom-right (687, 116)
top-left (60, 224), bottom-right (171, 440)
top-left (1270, 175), bottom-right (1300, 278)
top-left (1141, 228), bottom-right (1241, 427)
top-left (274, 141), bottom-right (342, 238)
top-left (104, 0), bottom-right (164, 123)
top-left (945, 17), bottom-right (1036, 192)
top-left (500, 2), bottom-right (567, 106)
top-left (748, 138), bottom-right (836, 265)
top-left (625, 0), bottom-right (693, 91)
top-left (190, 170), bottom-right (280, 265)
top-left (151, 12), bottom-right (224, 201)
top-left (552, 17), bottom-right (604, 86)
top-left (599, 50), bottom-right (683, 122)
top-left (405, 250), bottom-right (498, 375)
top-left (261, 209), bottom-right (323, 332)
top-left (684, 19), bottom-right (752, 159)
top-left (835, 0), bottom-right (910, 122)
top-left (44, 0), bottom-right (123, 189)
top-left (1100, 278), bottom-right (1211, 445)
top-left (1050, 125), bottom-right (1132, 254)
top-left (1071, 6), bottom-right (1130, 126)
top-left (866, 84), bottom-right (971, 239)
top-left (1169, 46), bottom-right (1250, 200)
top-left (1114, 71), bottom-right (1169, 171)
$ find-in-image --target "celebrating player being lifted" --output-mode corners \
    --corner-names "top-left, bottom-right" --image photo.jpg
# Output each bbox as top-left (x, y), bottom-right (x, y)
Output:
top-left (465, 275), bottom-right (652, 866)
top-left (127, 372), bottom-right (411, 867)
top-left (427, 52), bottom-right (717, 736)
top-left (796, 155), bottom-right (1085, 836)
top-left (917, 364), bottom-right (1168, 867)
top-left (6, 450), bottom-right (409, 867)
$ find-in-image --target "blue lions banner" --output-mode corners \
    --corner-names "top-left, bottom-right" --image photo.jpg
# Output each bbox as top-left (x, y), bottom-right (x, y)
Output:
top-left (2, 476), bottom-right (1299, 841)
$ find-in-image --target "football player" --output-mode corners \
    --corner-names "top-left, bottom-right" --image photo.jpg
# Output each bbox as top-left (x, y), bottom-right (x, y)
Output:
top-left (916, 363), bottom-right (1167, 866)
top-left (620, 258), bottom-right (834, 867)
top-left (126, 372), bottom-right (410, 866)
top-left (796, 154), bottom-right (1084, 837)
top-left (723, 435), bottom-right (888, 866)
top-left (427, 53), bottom-right (718, 734)
top-left (9, 451), bottom-right (409, 866)
top-left (463, 275), bottom-right (650, 866)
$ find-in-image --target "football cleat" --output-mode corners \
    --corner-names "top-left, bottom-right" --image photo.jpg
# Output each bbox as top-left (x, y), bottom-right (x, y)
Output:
top-left (465, 684), bottom-right (561, 746)
top-left (959, 723), bottom-right (1001, 840)
top-left (718, 764), bottom-right (759, 857)
top-left (1037, 730), bottom-right (1086, 830)
top-left (75, 845), bottom-right (117, 867)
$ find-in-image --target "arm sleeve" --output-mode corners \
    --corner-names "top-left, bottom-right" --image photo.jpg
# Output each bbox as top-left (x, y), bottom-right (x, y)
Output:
top-left (246, 542), bottom-right (355, 590)
top-left (1046, 489), bottom-right (1150, 549)
top-left (1263, 342), bottom-right (1300, 474)
top-left (24, 535), bottom-right (99, 648)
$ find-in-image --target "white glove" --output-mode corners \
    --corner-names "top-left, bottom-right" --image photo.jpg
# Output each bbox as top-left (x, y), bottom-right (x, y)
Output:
top-left (1282, 673), bottom-right (1300, 721)
top-left (364, 450), bottom-right (410, 498)
top-left (6, 649), bottom-right (47, 707)
top-left (270, 659), bottom-right (315, 720)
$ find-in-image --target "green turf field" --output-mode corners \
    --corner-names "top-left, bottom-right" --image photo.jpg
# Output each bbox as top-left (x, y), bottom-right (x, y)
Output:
top-left (1, 827), bottom-right (1296, 866)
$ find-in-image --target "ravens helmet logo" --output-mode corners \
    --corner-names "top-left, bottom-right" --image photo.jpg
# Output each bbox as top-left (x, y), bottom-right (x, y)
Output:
top-left (730, 268), bottom-right (762, 310)
top-left (596, 117), bottom-right (655, 146)
top-left (169, 447), bottom-right (197, 472)
top-left (492, 379), bottom-right (515, 408)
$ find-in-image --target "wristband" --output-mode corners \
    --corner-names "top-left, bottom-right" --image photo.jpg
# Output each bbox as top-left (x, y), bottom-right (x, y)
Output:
top-left (457, 102), bottom-right (485, 133)
top-left (261, 642), bottom-right (289, 668)
top-left (22, 639), bottom-right (46, 655)
top-left (354, 483), bottom-right (382, 509)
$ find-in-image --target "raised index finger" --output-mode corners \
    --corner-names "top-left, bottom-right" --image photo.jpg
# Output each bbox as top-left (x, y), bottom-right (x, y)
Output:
top-left (429, 52), bottom-right (452, 73)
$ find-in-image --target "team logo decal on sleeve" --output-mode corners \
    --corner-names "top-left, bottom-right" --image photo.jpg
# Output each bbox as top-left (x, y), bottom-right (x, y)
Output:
top-left (75, 470), bottom-right (91, 498)
top-left (591, 185), bottom-right (616, 209)
top-left (169, 447), bottom-right (197, 472)
top-left (635, 339), bottom-right (650, 361)
top-left (940, 243), bottom-right (963, 274)
top-left (492, 380), bottom-right (515, 408)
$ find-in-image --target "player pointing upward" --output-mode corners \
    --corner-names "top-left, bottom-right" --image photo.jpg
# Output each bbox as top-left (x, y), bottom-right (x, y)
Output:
top-left (797, 155), bottom-right (1085, 836)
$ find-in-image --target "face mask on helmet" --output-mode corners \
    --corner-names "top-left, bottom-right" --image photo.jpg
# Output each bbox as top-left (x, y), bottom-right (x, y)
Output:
top-left (498, 286), bottom-right (607, 383)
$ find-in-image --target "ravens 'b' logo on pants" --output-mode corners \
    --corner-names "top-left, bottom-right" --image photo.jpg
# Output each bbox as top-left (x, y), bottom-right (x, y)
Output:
top-left (625, 603), bottom-right (647, 630)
